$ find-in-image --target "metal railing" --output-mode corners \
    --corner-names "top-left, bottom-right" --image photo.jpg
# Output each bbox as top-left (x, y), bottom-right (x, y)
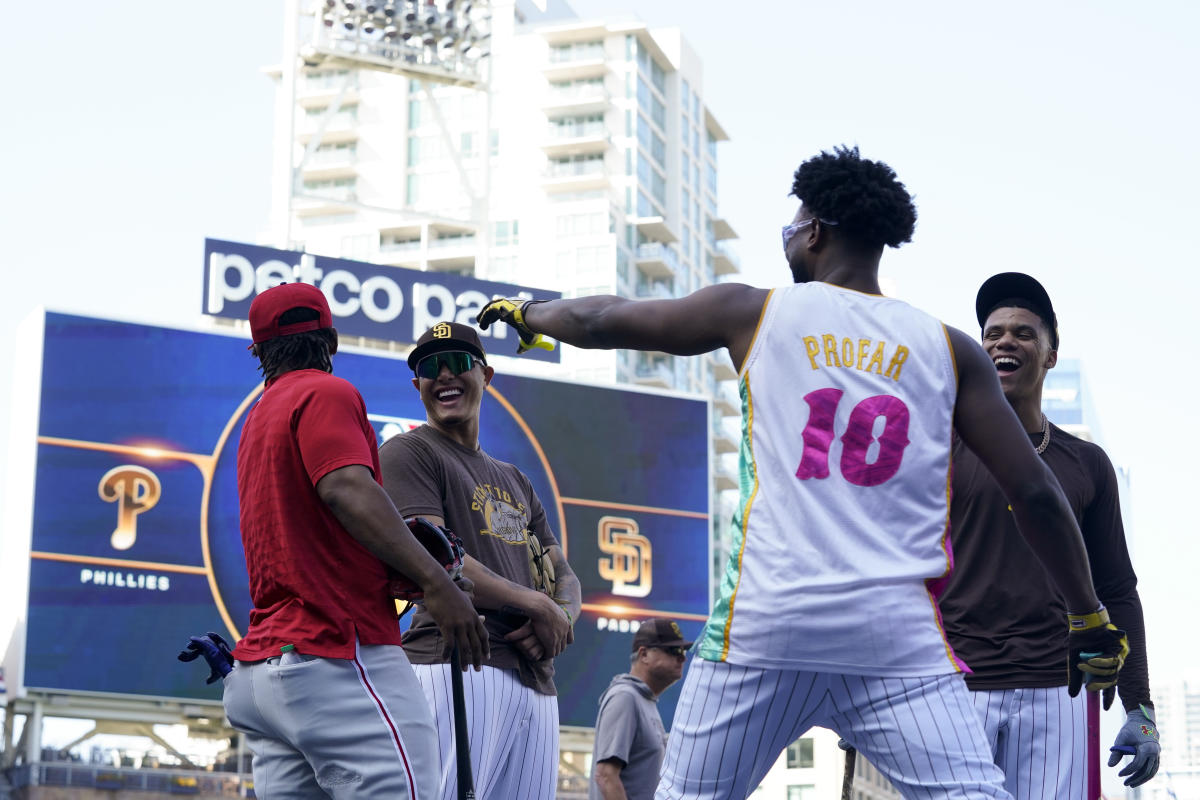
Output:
top-left (5, 762), bottom-right (252, 797)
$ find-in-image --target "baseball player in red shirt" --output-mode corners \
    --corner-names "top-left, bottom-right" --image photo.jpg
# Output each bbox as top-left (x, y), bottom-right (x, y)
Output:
top-left (222, 282), bottom-right (487, 799)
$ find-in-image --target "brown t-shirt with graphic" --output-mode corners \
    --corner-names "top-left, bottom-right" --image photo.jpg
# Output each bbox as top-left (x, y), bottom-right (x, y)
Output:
top-left (379, 424), bottom-right (559, 695)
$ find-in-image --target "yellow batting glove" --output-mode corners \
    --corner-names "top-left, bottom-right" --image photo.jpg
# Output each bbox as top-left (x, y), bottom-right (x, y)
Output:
top-left (1066, 606), bottom-right (1130, 696)
top-left (476, 298), bottom-right (555, 355)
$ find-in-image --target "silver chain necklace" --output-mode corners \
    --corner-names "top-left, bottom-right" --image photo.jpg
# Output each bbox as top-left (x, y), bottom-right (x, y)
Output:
top-left (1035, 413), bottom-right (1051, 454)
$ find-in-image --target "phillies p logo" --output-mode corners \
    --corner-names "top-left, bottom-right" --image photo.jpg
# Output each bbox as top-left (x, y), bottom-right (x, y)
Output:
top-left (98, 466), bottom-right (162, 550)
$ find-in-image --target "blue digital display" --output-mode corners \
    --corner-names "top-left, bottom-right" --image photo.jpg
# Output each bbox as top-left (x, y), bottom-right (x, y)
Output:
top-left (25, 312), bottom-right (711, 727)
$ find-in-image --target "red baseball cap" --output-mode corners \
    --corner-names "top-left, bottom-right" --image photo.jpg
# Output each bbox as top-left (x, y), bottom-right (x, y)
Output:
top-left (248, 283), bottom-right (333, 344)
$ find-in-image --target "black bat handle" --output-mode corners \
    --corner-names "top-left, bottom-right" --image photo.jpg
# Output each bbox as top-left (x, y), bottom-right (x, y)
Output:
top-left (841, 746), bottom-right (856, 800)
top-left (450, 646), bottom-right (475, 800)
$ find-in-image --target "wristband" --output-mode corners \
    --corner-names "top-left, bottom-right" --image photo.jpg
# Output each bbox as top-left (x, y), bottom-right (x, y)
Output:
top-left (1067, 604), bottom-right (1109, 630)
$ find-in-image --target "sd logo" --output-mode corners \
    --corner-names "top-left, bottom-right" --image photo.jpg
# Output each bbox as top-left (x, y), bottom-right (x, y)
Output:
top-left (597, 516), bottom-right (652, 598)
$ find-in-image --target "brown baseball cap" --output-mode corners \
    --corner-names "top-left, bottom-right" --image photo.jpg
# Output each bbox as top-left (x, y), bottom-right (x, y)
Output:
top-left (248, 283), bottom-right (333, 344)
top-left (632, 618), bottom-right (693, 652)
top-left (407, 321), bottom-right (487, 371)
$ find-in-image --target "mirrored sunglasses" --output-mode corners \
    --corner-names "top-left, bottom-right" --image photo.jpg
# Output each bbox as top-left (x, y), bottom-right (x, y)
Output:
top-left (653, 646), bottom-right (687, 658)
top-left (415, 351), bottom-right (480, 379)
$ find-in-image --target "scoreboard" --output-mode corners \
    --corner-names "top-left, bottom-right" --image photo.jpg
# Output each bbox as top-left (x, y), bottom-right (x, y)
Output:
top-left (13, 312), bottom-right (713, 727)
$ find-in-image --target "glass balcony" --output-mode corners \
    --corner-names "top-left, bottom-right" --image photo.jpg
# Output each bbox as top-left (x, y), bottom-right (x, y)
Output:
top-left (309, 147), bottom-right (356, 165)
top-left (712, 419), bottom-right (739, 454)
top-left (549, 43), bottom-right (606, 63)
top-left (633, 359), bottom-right (674, 388)
top-left (380, 238), bottom-right (422, 252)
top-left (635, 281), bottom-right (673, 300)
top-left (543, 84), bottom-right (609, 114)
top-left (547, 122), bottom-right (607, 139)
top-left (303, 71), bottom-right (357, 91)
top-left (430, 234), bottom-right (476, 248)
top-left (299, 185), bottom-right (357, 203)
top-left (634, 242), bottom-right (680, 279)
top-left (712, 382), bottom-right (741, 416)
top-left (546, 158), bottom-right (606, 178)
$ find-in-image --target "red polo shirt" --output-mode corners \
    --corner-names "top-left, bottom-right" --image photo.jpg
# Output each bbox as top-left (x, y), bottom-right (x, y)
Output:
top-left (233, 369), bottom-right (402, 661)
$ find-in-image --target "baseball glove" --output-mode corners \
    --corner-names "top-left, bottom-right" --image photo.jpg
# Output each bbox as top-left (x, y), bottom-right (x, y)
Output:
top-left (388, 517), bottom-right (466, 602)
top-left (527, 533), bottom-right (556, 596)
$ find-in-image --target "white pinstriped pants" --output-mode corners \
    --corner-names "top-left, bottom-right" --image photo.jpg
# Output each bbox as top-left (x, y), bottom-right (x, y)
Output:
top-left (412, 663), bottom-right (559, 800)
top-left (655, 658), bottom-right (1012, 800)
top-left (223, 642), bottom-right (438, 799)
top-left (969, 687), bottom-right (1087, 800)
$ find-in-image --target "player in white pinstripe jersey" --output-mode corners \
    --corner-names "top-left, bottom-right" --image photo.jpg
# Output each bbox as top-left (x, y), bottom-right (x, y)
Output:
top-left (479, 146), bottom-right (1129, 800)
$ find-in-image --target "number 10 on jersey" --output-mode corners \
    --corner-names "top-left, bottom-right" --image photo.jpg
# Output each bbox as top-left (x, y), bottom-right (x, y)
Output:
top-left (795, 388), bottom-right (912, 487)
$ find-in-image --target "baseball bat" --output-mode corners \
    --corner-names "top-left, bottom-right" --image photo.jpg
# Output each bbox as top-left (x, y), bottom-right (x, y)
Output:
top-left (450, 646), bottom-right (475, 800)
top-left (841, 746), bottom-right (856, 800)
top-left (1086, 690), bottom-right (1100, 800)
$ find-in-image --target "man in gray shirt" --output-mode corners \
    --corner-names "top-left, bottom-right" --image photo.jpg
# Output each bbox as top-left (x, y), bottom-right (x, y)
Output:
top-left (590, 619), bottom-right (692, 800)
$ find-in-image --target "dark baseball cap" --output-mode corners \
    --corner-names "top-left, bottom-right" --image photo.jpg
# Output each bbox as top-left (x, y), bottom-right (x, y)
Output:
top-left (248, 283), bottom-right (333, 344)
top-left (407, 322), bottom-right (487, 371)
top-left (631, 618), bottom-right (693, 652)
top-left (975, 272), bottom-right (1059, 349)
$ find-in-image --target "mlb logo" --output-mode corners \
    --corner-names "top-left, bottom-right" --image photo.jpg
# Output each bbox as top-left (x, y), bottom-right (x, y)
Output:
top-left (369, 415), bottom-right (425, 444)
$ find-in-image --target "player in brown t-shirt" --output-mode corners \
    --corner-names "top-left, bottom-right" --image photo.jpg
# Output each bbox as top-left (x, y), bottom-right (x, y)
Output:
top-left (380, 322), bottom-right (581, 800)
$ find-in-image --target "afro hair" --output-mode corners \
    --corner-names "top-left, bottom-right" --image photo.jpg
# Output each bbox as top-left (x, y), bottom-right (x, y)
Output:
top-left (790, 145), bottom-right (917, 249)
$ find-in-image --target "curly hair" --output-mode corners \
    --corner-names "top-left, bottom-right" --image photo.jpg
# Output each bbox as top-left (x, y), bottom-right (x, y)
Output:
top-left (254, 307), bottom-right (335, 381)
top-left (790, 145), bottom-right (917, 249)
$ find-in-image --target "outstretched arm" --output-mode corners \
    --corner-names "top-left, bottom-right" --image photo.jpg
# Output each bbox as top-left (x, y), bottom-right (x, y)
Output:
top-left (483, 284), bottom-right (770, 371)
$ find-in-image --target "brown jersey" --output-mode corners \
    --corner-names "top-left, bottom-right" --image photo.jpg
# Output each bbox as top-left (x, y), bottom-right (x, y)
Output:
top-left (938, 422), bottom-right (1150, 710)
top-left (379, 424), bottom-right (560, 695)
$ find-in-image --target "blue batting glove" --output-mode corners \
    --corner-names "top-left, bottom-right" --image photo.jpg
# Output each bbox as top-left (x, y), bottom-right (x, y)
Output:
top-left (1108, 704), bottom-right (1160, 787)
top-left (177, 632), bottom-right (235, 684)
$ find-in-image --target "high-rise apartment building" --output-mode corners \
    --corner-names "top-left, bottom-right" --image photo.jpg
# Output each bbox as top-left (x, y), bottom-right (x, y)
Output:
top-left (753, 728), bottom-right (902, 800)
top-left (1044, 357), bottom-right (1135, 561)
top-left (1134, 679), bottom-right (1200, 800)
top-left (1045, 357), bottom-right (1107, 443)
top-left (267, 0), bottom-right (743, 579)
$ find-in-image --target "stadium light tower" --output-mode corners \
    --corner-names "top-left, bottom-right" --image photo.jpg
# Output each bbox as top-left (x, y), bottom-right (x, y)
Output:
top-left (304, 0), bottom-right (490, 87)
top-left (278, 0), bottom-right (493, 257)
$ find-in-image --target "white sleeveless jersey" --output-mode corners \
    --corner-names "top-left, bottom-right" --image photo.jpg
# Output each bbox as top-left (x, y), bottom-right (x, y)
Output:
top-left (696, 282), bottom-right (967, 676)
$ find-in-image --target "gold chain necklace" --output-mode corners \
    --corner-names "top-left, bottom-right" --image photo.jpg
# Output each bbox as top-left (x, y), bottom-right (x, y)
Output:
top-left (1035, 413), bottom-right (1051, 454)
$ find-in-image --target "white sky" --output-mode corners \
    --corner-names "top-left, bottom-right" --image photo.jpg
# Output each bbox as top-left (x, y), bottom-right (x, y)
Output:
top-left (2, 0), bottom-right (1198, 774)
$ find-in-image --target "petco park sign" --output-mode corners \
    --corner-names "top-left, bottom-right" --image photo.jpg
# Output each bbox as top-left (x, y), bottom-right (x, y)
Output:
top-left (202, 238), bottom-right (560, 362)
